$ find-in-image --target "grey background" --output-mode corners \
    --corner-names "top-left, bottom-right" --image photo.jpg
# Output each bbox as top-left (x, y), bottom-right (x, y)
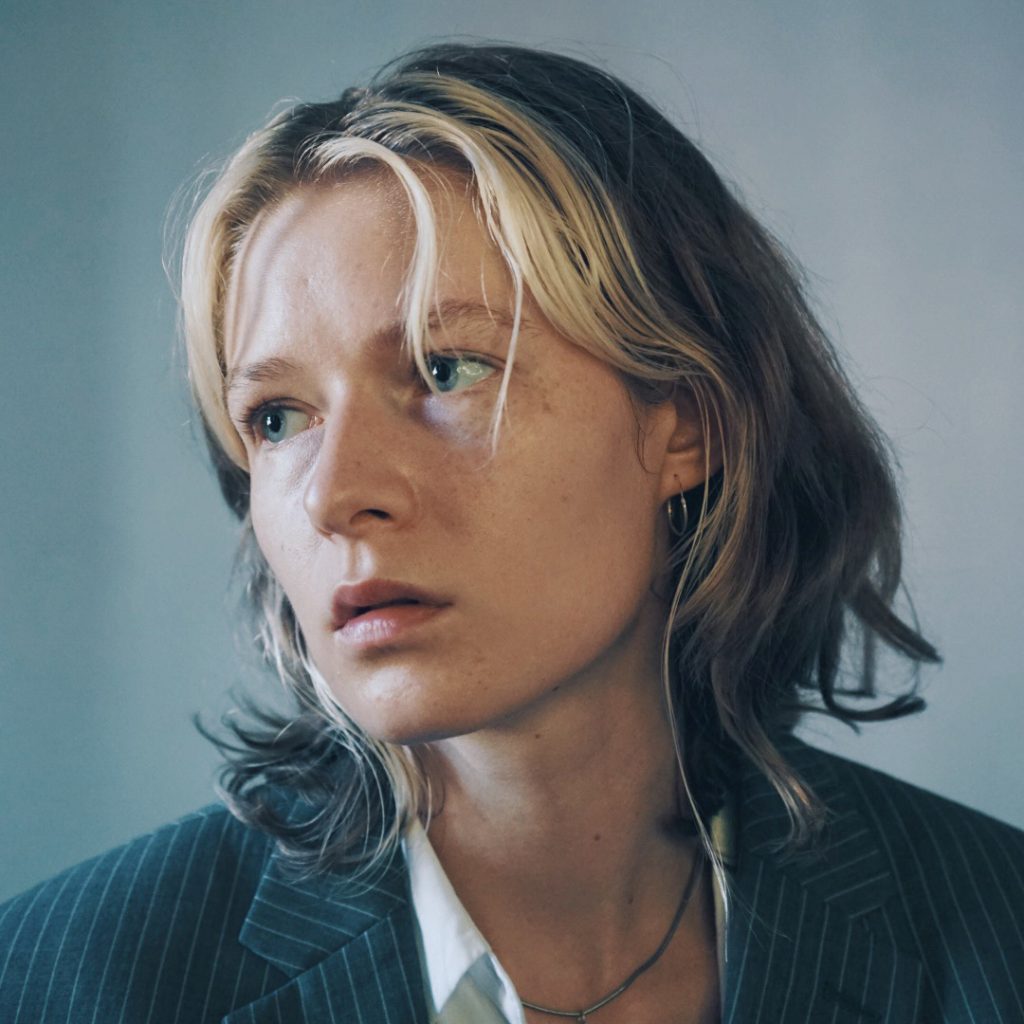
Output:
top-left (2, 0), bottom-right (1021, 902)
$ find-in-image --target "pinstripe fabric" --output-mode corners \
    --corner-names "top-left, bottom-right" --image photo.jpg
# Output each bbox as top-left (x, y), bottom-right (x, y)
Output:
top-left (0, 799), bottom-right (428, 1024)
top-left (724, 737), bottom-right (1024, 1023)
top-left (2, 739), bottom-right (1022, 1022)
top-left (0, 805), bottom-right (289, 1023)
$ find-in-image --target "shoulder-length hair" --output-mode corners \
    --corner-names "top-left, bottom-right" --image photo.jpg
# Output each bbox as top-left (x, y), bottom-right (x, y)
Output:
top-left (178, 42), bottom-right (937, 877)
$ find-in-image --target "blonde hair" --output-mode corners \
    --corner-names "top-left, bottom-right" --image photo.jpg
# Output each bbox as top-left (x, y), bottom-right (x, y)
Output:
top-left (181, 43), bottom-right (936, 878)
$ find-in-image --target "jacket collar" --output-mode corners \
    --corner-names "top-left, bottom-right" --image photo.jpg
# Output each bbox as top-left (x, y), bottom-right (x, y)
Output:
top-left (226, 843), bottom-right (427, 1024)
top-left (723, 735), bottom-right (924, 1022)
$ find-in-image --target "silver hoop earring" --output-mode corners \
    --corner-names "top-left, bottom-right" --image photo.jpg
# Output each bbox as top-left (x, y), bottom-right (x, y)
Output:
top-left (666, 491), bottom-right (689, 539)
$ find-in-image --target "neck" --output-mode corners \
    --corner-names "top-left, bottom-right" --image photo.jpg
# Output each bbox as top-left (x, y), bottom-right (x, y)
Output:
top-left (405, 591), bottom-right (720, 1019)
top-left (415, 635), bottom-right (696, 977)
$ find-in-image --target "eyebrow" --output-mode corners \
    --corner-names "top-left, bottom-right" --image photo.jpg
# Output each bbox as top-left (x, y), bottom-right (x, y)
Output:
top-left (224, 300), bottom-right (528, 399)
top-left (428, 299), bottom-right (521, 333)
top-left (224, 356), bottom-right (303, 401)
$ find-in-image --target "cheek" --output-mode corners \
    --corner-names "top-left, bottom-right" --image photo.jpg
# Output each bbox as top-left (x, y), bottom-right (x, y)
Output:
top-left (249, 481), bottom-right (315, 596)
top-left (522, 400), bottom-right (657, 554)
top-left (487, 415), bottom-right (663, 633)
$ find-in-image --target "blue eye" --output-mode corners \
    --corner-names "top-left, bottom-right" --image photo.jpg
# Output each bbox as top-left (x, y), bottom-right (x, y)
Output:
top-left (253, 406), bottom-right (311, 445)
top-left (427, 354), bottom-right (496, 393)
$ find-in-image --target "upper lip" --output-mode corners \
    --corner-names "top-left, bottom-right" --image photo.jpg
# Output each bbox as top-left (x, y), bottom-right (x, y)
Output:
top-left (330, 579), bottom-right (449, 630)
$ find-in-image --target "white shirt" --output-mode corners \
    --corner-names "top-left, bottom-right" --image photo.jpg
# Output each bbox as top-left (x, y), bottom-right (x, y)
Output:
top-left (405, 819), bottom-right (525, 1023)
top-left (404, 810), bottom-right (733, 1024)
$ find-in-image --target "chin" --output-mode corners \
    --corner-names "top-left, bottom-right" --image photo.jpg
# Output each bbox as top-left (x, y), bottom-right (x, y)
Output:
top-left (327, 676), bottom-right (493, 748)
top-left (349, 710), bottom-right (487, 748)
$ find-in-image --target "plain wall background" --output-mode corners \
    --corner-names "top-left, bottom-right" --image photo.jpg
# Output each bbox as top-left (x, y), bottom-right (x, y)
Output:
top-left (1, 0), bottom-right (1021, 902)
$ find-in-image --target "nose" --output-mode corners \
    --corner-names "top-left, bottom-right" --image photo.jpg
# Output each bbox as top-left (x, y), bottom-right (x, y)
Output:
top-left (302, 391), bottom-right (417, 539)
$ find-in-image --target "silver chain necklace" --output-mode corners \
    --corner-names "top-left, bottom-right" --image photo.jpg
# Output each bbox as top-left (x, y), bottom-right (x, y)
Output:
top-left (519, 846), bottom-right (706, 1023)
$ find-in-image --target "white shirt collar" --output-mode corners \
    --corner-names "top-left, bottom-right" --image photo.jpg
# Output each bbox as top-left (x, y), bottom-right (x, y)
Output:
top-left (404, 818), bottom-right (521, 1020)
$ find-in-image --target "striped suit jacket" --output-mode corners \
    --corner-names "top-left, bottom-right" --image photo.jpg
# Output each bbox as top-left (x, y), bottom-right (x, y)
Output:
top-left (2, 737), bottom-right (1022, 1023)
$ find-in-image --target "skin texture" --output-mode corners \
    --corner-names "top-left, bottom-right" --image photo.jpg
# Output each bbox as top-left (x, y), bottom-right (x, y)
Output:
top-left (224, 173), bottom-right (719, 1022)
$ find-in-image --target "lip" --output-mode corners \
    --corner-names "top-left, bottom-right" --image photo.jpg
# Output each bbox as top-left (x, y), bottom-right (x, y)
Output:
top-left (331, 579), bottom-right (450, 648)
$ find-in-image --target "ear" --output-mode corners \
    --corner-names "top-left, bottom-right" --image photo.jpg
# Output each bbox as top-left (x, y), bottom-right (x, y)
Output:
top-left (648, 386), bottom-right (722, 504)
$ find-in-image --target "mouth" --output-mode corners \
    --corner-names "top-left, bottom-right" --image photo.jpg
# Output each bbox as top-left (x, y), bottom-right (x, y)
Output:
top-left (330, 580), bottom-right (449, 632)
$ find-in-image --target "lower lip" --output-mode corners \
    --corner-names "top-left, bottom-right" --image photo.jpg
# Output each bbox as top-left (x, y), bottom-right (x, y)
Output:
top-left (335, 603), bottom-right (448, 649)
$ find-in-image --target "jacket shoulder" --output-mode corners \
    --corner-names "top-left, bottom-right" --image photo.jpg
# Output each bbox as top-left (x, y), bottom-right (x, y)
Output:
top-left (796, 740), bottom-right (1024, 952)
top-left (802, 740), bottom-right (1024, 870)
top-left (0, 802), bottom-right (285, 1023)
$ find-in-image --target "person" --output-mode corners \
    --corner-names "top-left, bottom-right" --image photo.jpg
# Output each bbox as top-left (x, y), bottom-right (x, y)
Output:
top-left (1, 42), bottom-right (1021, 1024)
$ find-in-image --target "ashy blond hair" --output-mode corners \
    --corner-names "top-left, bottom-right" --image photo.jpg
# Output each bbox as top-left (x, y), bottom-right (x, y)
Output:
top-left (179, 43), bottom-right (936, 879)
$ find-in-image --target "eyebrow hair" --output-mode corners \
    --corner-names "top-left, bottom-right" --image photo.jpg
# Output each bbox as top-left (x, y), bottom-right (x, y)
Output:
top-left (224, 299), bottom-right (530, 400)
top-left (427, 299), bottom-right (521, 332)
top-left (224, 356), bottom-right (304, 400)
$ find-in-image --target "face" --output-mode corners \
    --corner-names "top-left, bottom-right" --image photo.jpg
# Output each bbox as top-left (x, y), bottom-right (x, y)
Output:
top-left (223, 173), bottom-right (688, 744)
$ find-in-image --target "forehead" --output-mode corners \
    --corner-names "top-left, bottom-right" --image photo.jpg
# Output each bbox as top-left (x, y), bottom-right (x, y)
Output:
top-left (223, 172), bottom-right (515, 368)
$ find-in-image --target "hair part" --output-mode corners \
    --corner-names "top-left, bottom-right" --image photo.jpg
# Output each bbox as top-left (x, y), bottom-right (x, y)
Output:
top-left (178, 42), bottom-right (938, 884)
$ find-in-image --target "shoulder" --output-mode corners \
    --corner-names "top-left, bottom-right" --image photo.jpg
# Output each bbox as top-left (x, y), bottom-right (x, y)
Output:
top-left (796, 737), bottom-right (1024, 882)
top-left (729, 737), bottom-right (1024, 1019)
top-left (0, 802), bottom-right (284, 1023)
top-left (791, 738), bottom-right (1024, 969)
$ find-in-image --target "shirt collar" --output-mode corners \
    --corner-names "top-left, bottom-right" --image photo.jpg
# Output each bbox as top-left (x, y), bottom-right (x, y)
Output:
top-left (404, 817), bottom-right (497, 1015)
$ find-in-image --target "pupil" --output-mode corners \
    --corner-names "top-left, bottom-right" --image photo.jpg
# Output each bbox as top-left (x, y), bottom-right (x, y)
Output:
top-left (264, 411), bottom-right (284, 437)
top-left (432, 358), bottom-right (453, 385)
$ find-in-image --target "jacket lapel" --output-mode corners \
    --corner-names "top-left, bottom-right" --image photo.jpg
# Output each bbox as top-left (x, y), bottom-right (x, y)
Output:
top-left (723, 737), bottom-right (924, 1023)
top-left (224, 846), bottom-right (428, 1024)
